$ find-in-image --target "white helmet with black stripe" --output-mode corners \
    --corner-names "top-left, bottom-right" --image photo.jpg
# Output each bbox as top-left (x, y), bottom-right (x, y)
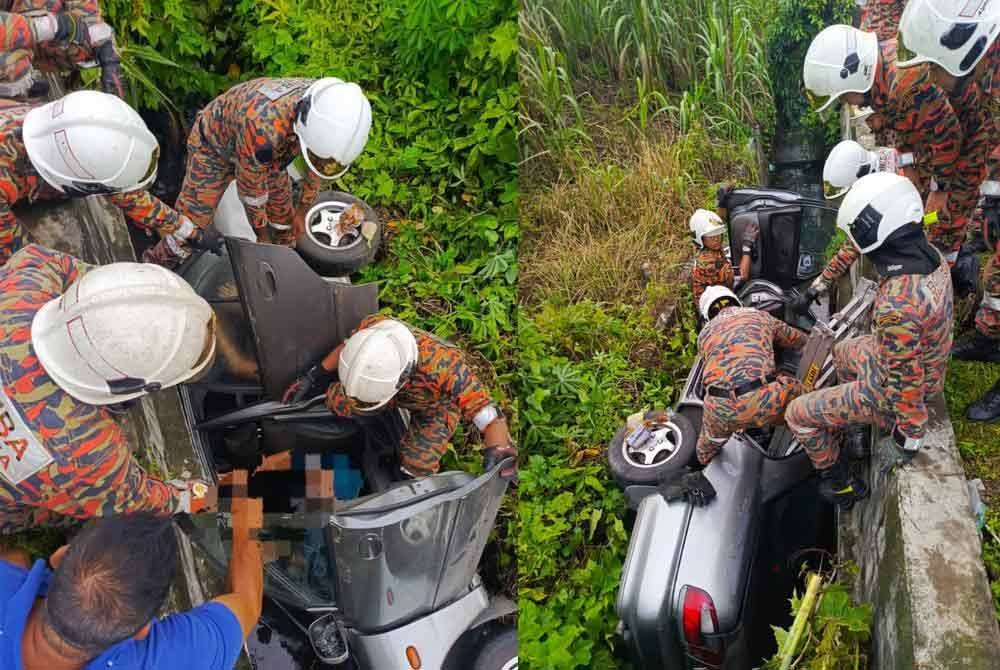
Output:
top-left (31, 263), bottom-right (216, 405)
top-left (898, 0), bottom-right (1000, 76)
top-left (836, 172), bottom-right (924, 254)
top-left (803, 25), bottom-right (880, 113)
top-left (23, 91), bottom-right (159, 196)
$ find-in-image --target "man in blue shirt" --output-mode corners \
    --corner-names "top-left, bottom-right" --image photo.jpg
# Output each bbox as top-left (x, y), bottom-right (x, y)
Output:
top-left (0, 479), bottom-right (262, 670)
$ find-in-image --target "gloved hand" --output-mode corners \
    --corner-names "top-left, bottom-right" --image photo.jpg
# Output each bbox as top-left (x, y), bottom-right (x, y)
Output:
top-left (741, 220), bottom-right (759, 259)
top-left (483, 442), bottom-right (518, 480)
top-left (95, 40), bottom-right (126, 98)
top-left (189, 225), bottom-right (224, 255)
top-left (982, 194), bottom-right (1000, 251)
top-left (141, 236), bottom-right (189, 269)
top-left (791, 287), bottom-right (821, 315)
top-left (282, 364), bottom-right (336, 404)
top-left (716, 183), bottom-right (735, 209)
top-left (878, 425), bottom-right (921, 467)
top-left (169, 478), bottom-right (217, 515)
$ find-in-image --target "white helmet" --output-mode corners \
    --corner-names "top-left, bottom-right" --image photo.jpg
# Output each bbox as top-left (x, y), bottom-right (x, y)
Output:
top-left (823, 140), bottom-right (880, 199)
top-left (699, 285), bottom-right (742, 321)
top-left (898, 0), bottom-right (1000, 76)
top-left (293, 78), bottom-right (372, 180)
top-left (836, 172), bottom-right (924, 254)
top-left (803, 25), bottom-right (880, 113)
top-left (23, 91), bottom-right (159, 196)
top-left (689, 209), bottom-right (725, 247)
top-left (338, 319), bottom-right (418, 413)
top-left (31, 263), bottom-right (215, 406)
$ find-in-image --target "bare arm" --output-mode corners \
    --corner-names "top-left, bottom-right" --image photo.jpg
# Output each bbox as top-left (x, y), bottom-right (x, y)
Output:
top-left (212, 475), bottom-right (264, 640)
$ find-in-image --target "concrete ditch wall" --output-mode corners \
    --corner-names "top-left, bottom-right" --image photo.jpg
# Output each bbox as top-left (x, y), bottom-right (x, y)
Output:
top-left (836, 115), bottom-right (1000, 669)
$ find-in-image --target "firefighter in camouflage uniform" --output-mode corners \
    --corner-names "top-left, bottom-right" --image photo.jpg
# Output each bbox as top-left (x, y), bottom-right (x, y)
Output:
top-left (787, 173), bottom-right (953, 508)
top-left (897, 0), bottom-right (1000, 420)
top-left (694, 286), bottom-right (807, 466)
top-left (0, 244), bottom-right (216, 533)
top-left (0, 90), bottom-right (214, 267)
top-left (282, 315), bottom-right (518, 479)
top-left (0, 0), bottom-right (124, 98)
top-left (803, 25), bottom-right (963, 243)
top-left (689, 207), bottom-right (758, 317)
top-left (144, 77), bottom-right (373, 266)
top-left (689, 208), bottom-right (733, 311)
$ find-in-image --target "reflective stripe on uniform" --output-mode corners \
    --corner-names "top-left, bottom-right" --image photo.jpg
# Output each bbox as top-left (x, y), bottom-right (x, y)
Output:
top-left (982, 294), bottom-right (1000, 311)
top-left (240, 192), bottom-right (268, 207)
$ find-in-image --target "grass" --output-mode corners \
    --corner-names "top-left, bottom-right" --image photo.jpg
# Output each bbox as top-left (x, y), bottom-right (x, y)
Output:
top-left (520, 118), bottom-right (756, 306)
top-left (946, 355), bottom-right (1000, 618)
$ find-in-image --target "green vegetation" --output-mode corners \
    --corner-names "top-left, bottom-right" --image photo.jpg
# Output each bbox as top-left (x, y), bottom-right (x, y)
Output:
top-left (764, 570), bottom-right (872, 670)
top-left (945, 358), bottom-right (1000, 619)
top-left (518, 0), bottom-right (777, 666)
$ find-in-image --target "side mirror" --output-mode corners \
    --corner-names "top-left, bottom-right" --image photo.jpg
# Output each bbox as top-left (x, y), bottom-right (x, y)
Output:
top-left (308, 613), bottom-right (350, 665)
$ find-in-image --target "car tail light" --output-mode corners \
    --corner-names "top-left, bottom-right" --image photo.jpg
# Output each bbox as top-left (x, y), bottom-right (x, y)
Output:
top-left (681, 586), bottom-right (725, 666)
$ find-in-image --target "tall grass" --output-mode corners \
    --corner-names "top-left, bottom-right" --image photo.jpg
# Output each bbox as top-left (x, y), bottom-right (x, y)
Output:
top-left (519, 0), bottom-right (776, 164)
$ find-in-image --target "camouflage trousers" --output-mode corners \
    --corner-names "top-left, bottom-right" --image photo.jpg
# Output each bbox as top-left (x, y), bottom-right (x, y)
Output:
top-left (175, 119), bottom-right (236, 232)
top-left (786, 336), bottom-right (892, 470)
top-left (400, 406), bottom-right (461, 477)
top-left (975, 246), bottom-right (1000, 339)
top-left (698, 374), bottom-right (803, 465)
top-left (0, 0), bottom-right (93, 94)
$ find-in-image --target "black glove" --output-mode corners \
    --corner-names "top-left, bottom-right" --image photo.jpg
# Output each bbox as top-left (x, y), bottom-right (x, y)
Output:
top-left (190, 226), bottom-right (224, 255)
top-left (791, 287), bottom-right (820, 315)
top-left (716, 183), bottom-right (735, 209)
top-left (483, 443), bottom-right (518, 480)
top-left (983, 195), bottom-right (1000, 250)
top-left (282, 364), bottom-right (336, 404)
top-left (659, 468), bottom-right (717, 507)
top-left (95, 41), bottom-right (126, 98)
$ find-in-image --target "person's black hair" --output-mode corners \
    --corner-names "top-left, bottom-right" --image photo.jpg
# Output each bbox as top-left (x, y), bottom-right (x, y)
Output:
top-left (43, 513), bottom-right (178, 657)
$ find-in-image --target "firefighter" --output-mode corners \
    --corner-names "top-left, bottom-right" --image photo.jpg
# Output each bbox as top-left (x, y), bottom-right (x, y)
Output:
top-left (803, 25), bottom-right (963, 242)
top-left (689, 208), bottom-right (734, 310)
top-left (282, 316), bottom-right (518, 479)
top-left (143, 77), bottom-right (372, 266)
top-left (0, 0), bottom-right (124, 98)
top-left (895, 0), bottom-right (998, 267)
top-left (786, 173), bottom-right (953, 507)
top-left (859, 0), bottom-right (907, 41)
top-left (0, 90), bottom-right (217, 267)
top-left (694, 285), bottom-right (807, 466)
top-left (0, 244), bottom-right (216, 533)
top-left (793, 138), bottom-right (921, 314)
top-left (895, 0), bottom-right (1000, 420)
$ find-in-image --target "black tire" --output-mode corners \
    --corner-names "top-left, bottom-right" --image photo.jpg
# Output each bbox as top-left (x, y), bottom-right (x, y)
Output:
top-left (295, 191), bottom-right (382, 276)
top-left (607, 410), bottom-right (697, 487)
top-left (470, 625), bottom-right (517, 670)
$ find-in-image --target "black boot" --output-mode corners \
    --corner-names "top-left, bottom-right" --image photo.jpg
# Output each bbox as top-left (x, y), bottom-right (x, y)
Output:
top-left (818, 457), bottom-right (869, 509)
top-left (952, 331), bottom-right (1000, 363)
top-left (842, 425), bottom-right (871, 459)
top-left (967, 380), bottom-right (1000, 423)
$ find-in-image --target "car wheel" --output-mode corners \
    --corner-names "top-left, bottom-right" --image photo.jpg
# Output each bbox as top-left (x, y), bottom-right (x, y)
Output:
top-left (469, 625), bottom-right (517, 670)
top-left (607, 410), bottom-right (698, 487)
top-left (295, 191), bottom-right (382, 276)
